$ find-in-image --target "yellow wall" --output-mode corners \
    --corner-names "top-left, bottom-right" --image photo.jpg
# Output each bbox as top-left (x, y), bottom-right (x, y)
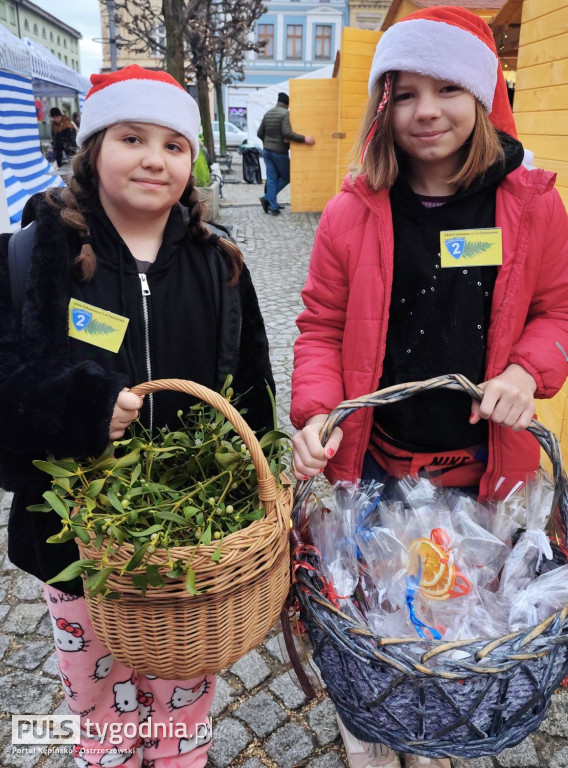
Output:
top-left (290, 27), bottom-right (381, 212)
top-left (514, 0), bottom-right (568, 206)
top-left (513, 0), bottom-right (568, 467)
top-left (289, 78), bottom-right (340, 213)
top-left (335, 27), bottom-right (382, 192)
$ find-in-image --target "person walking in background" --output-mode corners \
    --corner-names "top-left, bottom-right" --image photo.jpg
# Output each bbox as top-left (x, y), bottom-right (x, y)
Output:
top-left (49, 106), bottom-right (77, 168)
top-left (257, 92), bottom-right (315, 216)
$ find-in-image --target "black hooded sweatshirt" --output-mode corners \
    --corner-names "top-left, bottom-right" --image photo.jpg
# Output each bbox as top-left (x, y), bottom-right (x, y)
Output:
top-left (0, 193), bottom-right (274, 594)
top-left (376, 133), bottom-right (525, 452)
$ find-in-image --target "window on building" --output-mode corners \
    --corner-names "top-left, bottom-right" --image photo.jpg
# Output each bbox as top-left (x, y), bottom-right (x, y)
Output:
top-left (286, 25), bottom-right (303, 59)
top-left (42, 27), bottom-right (46, 39)
top-left (257, 24), bottom-right (274, 59)
top-left (33, 23), bottom-right (38, 35)
top-left (64, 55), bottom-right (68, 64)
top-left (50, 31), bottom-right (54, 42)
top-left (24, 18), bottom-right (29, 31)
top-left (0, 2), bottom-right (6, 22)
top-left (57, 35), bottom-right (61, 45)
top-left (64, 38), bottom-right (67, 48)
top-left (315, 24), bottom-right (332, 59)
top-left (9, 6), bottom-right (15, 23)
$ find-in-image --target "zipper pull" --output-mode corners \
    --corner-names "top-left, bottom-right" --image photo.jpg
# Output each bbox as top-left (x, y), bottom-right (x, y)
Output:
top-left (138, 273), bottom-right (151, 296)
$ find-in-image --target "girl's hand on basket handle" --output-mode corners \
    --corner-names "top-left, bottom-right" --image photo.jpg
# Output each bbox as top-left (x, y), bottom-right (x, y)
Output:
top-left (469, 364), bottom-right (536, 432)
top-left (109, 388), bottom-right (145, 440)
top-left (291, 414), bottom-right (343, 480)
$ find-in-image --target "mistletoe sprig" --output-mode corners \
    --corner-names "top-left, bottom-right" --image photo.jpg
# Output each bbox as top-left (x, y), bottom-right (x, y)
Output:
top-left (31, 381), bottom-right (289, 598)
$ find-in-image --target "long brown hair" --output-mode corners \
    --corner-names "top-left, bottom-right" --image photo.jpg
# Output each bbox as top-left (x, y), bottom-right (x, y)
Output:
top-left (47, 131), bottom-right (243, 284)
top-left (350, 73), bottom-right (504, 191)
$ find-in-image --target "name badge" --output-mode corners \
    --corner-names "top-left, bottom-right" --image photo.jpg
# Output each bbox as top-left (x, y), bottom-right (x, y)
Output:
top-left (440, 228), bottom-right (503, 268)
top-left (68, 299), bottom-right (129, 354)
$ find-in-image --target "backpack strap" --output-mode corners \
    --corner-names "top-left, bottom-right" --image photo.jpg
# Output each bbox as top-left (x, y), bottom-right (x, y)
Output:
top-left (8, 221), bottom-right (36, 314)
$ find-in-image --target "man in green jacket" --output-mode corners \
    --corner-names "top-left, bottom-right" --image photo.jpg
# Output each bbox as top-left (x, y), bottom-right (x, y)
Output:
top-left (257, 92), bottom-right (315, 215)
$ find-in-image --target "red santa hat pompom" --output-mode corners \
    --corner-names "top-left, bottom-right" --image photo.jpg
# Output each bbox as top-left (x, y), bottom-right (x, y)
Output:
top-left (77, 65), bottom-right (201, 158)
top-left (368, 5), bottom-right (516, 138)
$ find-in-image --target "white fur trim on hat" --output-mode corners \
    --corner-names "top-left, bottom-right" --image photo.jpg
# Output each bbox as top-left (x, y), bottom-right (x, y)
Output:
top-left (369, 18), bottom-right (497, 112)
top-left (77, 78), bottom-right (201, 159)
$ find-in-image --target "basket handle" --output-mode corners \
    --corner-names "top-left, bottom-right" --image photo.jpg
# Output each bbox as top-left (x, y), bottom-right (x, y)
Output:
top-left (293, 373), bottom-right (568, 531)
top-left (130, 379), bottom-right (279, 504)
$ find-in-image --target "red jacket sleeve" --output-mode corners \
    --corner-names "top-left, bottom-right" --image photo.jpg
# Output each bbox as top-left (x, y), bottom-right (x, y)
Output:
top-left (291, 205), bottom-right (349, 428)
top-left (509, 187), bottom-right (568, 398)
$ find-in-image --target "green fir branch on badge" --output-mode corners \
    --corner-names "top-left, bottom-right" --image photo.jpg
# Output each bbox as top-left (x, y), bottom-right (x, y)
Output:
top-left (80, 318), bottom-right (116, 337)
top-left (460, 241), bottom-right (493, 260)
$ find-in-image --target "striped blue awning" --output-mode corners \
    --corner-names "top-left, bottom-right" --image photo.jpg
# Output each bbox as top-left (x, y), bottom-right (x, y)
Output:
top-left (0, 70), bottom-right (64, 229)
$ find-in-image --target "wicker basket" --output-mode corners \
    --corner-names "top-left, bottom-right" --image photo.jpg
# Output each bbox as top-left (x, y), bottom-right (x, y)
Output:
top-left (292, 374), bottom-right (568, 759)
top-left (78, 379), bottom-right (293, 679)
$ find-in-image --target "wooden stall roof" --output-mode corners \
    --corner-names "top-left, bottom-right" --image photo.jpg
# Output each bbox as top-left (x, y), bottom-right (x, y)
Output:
top-left (490, 0), bottom-right (522, 70)
top-left (382, 0), bottom-right (506, 30)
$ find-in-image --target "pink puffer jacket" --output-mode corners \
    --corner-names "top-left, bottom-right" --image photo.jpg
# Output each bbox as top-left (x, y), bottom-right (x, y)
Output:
top-left (291, 167), bottom-right (568, 500)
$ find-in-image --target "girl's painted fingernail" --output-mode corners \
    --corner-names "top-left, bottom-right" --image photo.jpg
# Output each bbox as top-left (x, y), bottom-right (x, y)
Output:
top-left (326, 448), bottom-right (335, 458)
top-left (469, 414), bottom-right (475, 423)
top-left (302, 475), bottom-right (310, 480)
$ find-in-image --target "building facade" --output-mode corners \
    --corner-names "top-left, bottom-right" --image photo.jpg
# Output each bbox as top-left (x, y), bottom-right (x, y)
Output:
top-left (99, 0), bottom-right (164, 72)
top-left (0, 0), bottom-right (81, 71)
top-left (229, 0), bottom-right (348, 127)
top-left (349, 0), bottom-right (392, 30)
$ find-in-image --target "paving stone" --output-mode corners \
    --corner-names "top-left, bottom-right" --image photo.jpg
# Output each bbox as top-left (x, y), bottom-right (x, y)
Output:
top-left (0, 604), bottom-right (9, 622)
top-left (42, 745), bottom-right (75, 767)
top-left (0, 634), bottom-right (11, 660)
top-left (0, 575), bottom-right (10, 601)
top-left (265, 633), bottom-right (285, 663)
top-left (540, 693), bottom-right (568, 738)
top-left (235, 690), bottom-right (287, 737)
top-left (230, 649), bottom-right (271, 690)
top-left (36, 612), bottom-right (54, 637)
top-left (1, 744), bottom-right (43, 768)
top-left (5, 640), bottom-right (51, 670)
top-left (242, 759), bottom-right (266, 768)
top-left (309, 697), bottom-right (339, 746)
top-left (42, 652), bottom-right (61, 678)
top-left (0, 670), bottom-right (59, 714)
top-left (265, 722), bottom-right (314, 768)
top-left (210, 675), bottom-right (236, 718)
top-left (2, 604), bottom-right (46, 634)
top-left (307, 754), bottom-right (347, 768)
top-left (452, 758), bottom-right (494, 768)
top-left (12, 574), bottom-right (43, 601)
top-left (550, 746), bottom-right (568, 768)
top-left (495, 739), bottom-right (539, 767)
top-left (208, 717), bottom-right (251, 768)
top-left (269, 671), bottom-right (308, 709)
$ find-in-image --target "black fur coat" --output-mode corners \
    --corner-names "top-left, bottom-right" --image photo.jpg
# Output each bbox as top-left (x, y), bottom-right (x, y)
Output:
top-left (0, 193), bottom-right (274, 591)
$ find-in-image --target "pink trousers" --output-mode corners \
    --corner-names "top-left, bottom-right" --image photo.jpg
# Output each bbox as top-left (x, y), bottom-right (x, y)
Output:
top-left (44, 585), bottom-right (215, 768)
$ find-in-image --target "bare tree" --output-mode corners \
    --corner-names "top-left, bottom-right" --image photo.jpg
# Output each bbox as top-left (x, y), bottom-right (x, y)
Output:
top-left (112, 0), bottom-right (266, 159)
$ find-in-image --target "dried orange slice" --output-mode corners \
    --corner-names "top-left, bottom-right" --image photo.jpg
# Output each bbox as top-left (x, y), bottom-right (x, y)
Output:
top-left (408, 538), bottom-right (449, 588)
top-left (421, 564), bottom-right (456, 601)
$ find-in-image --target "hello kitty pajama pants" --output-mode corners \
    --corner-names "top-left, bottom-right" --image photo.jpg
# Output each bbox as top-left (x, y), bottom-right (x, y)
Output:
top-left (45, 585), bottom-right (216, 768)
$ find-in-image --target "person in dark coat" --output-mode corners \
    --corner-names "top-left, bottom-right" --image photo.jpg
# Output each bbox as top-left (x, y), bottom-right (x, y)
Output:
top-left (0, 65), bottom-right (274, 768)
top-left (49, 106), bottom-right (77, 167)
top-left (257, 92), bottom-right (315, 215)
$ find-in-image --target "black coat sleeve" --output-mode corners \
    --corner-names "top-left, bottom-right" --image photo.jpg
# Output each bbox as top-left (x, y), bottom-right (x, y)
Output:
top-left (231, 264), bottom-right (275, 435)
top-left (0, 229), bottom-right (127, 492)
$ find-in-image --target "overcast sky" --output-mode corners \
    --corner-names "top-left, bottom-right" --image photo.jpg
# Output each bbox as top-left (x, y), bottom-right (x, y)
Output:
top-left (33, 0), bottom-right (104, 77)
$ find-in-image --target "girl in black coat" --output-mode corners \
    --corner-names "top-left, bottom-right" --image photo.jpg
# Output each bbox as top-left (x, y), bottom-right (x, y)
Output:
top-left (0, 66), bottom-right (274, 768)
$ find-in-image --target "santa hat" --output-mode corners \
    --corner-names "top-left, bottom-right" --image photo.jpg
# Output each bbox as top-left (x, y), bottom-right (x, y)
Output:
top-left (77, 65), bottom-right (201, 158)
top-left (368, 6), bottom-right (516, 138)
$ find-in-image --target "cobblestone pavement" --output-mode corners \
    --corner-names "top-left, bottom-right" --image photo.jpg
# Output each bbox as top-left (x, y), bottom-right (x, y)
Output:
top-left (1, 158), bottom-right (567, 767)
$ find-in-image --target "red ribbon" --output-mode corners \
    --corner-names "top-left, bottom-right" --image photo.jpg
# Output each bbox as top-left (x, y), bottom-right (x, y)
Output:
top-left (56, 618), bottom-right (84, 637)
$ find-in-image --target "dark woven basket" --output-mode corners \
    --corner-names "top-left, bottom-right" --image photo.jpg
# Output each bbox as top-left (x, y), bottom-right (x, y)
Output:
top-left (292, 374), bottom-right (568, 759)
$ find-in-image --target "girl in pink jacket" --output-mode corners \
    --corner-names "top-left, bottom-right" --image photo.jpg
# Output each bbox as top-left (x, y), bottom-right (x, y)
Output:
top-left (291, 7), bottom-right (568, 768)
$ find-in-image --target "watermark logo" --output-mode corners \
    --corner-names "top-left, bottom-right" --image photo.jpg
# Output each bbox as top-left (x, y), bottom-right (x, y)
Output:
top-left (12, 715), bottom-right (80, 745)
